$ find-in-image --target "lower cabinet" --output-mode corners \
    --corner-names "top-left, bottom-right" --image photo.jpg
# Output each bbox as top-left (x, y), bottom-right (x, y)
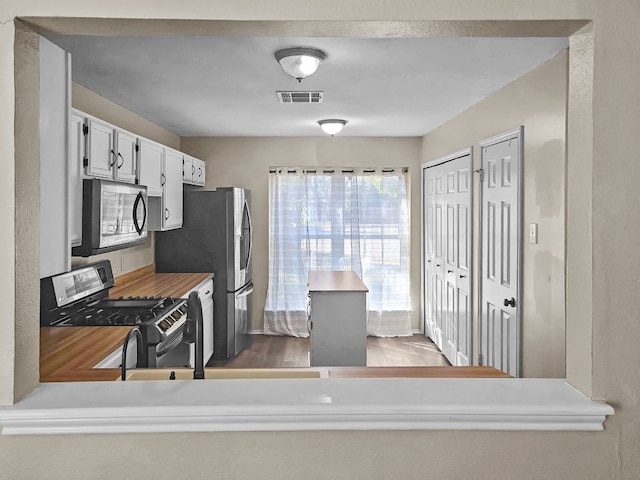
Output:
top-left (186, 278), bottom-right (214, 367)
top-left (308, 271), bottom-right (368, 367)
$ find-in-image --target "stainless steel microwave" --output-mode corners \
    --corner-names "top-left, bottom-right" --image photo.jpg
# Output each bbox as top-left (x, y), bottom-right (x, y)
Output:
top-left (72, 179), bottom-right (148, 257)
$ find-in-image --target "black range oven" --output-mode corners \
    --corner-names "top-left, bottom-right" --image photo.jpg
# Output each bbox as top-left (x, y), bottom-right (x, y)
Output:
top-left (41, 260), bottom-right (190, 368)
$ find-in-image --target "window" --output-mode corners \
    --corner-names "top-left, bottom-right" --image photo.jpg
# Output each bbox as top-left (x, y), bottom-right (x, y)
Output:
top-left (264, 168), bottom-right (412, 337)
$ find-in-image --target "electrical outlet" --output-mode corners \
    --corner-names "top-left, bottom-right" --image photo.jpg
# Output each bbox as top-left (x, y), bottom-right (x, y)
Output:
top-left (529, 223), bottom-right (538, 244)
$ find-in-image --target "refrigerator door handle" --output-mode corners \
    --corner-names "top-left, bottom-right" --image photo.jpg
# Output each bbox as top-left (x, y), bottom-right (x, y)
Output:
top-left (244, 198), bottom-right (253, 272)
top-left (233, 280), bottom-right (254, 298)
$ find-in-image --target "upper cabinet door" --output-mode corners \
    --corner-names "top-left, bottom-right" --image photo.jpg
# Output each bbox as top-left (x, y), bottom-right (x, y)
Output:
top-left (182, 155), bottom-right (193, 183)
top-left (196, 158), bottom-right (206, 186)
top-left (69, 111), bottom-right (86, 247)
top-left (86, 118), bottom-right (115, 179)
top-left (138, 138), bottom-right (164, 196)
top-left (113, 129), bottom-right (137, 184)
top-left (163, 148), bottom-right (184, 230)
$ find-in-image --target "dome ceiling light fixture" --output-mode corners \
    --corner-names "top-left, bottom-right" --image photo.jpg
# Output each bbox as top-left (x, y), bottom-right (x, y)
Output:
top-left (318, 119), bottom-right (347, 136)
top-left (275, 47), bottom-right (326, 82)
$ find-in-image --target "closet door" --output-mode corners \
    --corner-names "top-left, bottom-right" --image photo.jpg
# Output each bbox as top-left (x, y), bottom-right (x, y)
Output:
top-left (422, 149), bottom-right (472, 366)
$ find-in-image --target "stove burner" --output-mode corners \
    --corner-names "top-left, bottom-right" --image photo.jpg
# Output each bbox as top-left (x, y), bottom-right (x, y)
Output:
top-left (51, 296), bottom-right (185, 327)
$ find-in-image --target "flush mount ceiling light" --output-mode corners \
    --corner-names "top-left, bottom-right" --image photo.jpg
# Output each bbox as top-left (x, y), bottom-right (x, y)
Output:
top-left (318, 119), bottom-right (347, 136)
top-left (275, 47), bottom-right (326, 82)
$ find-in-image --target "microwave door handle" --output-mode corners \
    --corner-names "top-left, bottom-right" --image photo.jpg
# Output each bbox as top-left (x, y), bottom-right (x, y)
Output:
top-left (133, 191), bottom-right (147, 235)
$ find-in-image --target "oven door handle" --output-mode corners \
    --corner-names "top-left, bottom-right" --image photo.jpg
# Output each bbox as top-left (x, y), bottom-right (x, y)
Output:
top-left (155, 330), bottom-right (184, 357)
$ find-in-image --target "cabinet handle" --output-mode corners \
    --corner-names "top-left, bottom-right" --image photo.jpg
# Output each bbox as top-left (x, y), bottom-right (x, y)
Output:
top-left (204, 290), bottom-right (211, 296)
top-left (459, 274), bottom-right (467, 278)
top-left (161, 173), bottom-right (166, 186)
top-left (192, 165), bottom-right (195, 175)
top-left (165, 208), bottom-right (170, 220)
top-left (116, 152), bottom-right (124, 169)
top-left (198, 167), bottom-right (202, 176)
top-left (110, 149), bottom-right (117, 167)
top-left (447, 269), bottom-right (453, 273)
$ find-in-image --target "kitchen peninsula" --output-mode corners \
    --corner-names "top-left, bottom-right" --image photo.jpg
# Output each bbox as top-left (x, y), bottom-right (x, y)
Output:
top-left (40, 266), bottom-right (511, 382)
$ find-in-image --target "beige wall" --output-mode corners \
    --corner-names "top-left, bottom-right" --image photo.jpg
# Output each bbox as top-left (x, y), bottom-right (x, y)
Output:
top-left (421, 51), bottom-right (568, 377)
top-left (70, 83), bottom-right (180, 277)
top-left (180, 137), bottom-right (422, 333)
top-left (3, 1), bottom-right (640, 479)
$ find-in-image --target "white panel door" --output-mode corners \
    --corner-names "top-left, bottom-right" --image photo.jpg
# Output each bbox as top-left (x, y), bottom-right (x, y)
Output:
top-left (433, 164), bottom-right (445, 350)
top-left (447, 160), bottom-right (472, 366)
top-left (423, 168), bottom-right (436, 340)
top-left (422, 149), bottom-right (472, 366)
top-left (480, 127), bottom-right (522, 377)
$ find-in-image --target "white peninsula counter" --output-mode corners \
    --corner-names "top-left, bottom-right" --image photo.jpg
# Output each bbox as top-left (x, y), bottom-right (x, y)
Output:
top-left (308, 271), bottom-right (369, 366)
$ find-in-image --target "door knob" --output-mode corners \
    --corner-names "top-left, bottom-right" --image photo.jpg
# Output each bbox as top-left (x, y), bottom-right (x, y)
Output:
top-left (503, 297), bottom-right (516, 308)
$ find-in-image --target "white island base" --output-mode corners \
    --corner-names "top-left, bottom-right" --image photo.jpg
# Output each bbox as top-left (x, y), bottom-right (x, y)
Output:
top-left (308, 271), bottom-right (369, 367)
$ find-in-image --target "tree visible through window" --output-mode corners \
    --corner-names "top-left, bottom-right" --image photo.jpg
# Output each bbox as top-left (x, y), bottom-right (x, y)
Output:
top-left (264, 168), bottom-right (412, 337)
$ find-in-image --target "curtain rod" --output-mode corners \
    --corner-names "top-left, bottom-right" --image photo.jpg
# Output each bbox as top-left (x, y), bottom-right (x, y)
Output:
top-left (269, 167), bottom-right (409, 174)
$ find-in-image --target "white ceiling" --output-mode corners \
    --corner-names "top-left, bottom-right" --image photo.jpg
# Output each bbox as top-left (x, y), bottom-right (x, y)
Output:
top-left (48, 35), bottom-right (568, 137)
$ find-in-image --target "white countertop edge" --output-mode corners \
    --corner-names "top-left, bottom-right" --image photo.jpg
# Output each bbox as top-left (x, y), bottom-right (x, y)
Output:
top-left (0, 378), bottom-right (614, 435)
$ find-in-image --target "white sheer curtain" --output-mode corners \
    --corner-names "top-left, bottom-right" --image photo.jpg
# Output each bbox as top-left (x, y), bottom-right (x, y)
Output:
top-left (264, 167), bottom-right (412, 337)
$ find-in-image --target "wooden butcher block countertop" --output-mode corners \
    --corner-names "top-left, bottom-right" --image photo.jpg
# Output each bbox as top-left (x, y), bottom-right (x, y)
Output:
top-left (41, 266), bottom-right (509, 382)
top-left (40, 265), bottom-right (213, 383)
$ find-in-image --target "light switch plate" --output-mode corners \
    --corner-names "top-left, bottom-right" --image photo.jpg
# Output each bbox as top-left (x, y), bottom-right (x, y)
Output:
top-left (529, 223), bottom-right (538, 244)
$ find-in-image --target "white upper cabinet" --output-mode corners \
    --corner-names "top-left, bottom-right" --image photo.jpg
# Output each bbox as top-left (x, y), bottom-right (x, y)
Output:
top-left (195, 158), bottom-right (206, 186)
top-left (85, 117), bottom-right (137, 184)
top-left (163, 148), bottom-right (184, 230)
top-left (138, 138), bottom-right (164, 197)
top-left (86, 118), bottom-right (114, 179)
top-left (149, 147), bottom-right (183, 231)
top-left (182, 155), bottom-right (206, 186)
top-left (182, 155), bottom-right (193, 183)
top-left (71, 109), bottom-right (190, 233)
top-left (69, 110), bottom-right (85, 248)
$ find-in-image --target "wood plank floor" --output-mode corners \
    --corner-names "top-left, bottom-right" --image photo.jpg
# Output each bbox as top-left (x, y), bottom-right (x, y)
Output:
top-left (225, 334), bottom-right (451, 368)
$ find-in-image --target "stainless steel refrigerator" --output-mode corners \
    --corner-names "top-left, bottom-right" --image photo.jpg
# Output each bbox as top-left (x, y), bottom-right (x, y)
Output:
top-left (155, 187), bottom-right (253, 362)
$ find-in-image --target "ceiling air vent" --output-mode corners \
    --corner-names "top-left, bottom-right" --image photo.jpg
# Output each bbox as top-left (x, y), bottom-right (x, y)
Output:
top-left (277, 91), bottom-right (323, 104)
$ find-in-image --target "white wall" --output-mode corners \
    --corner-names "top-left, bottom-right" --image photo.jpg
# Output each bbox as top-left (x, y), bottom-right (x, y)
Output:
top-left (2, 1), bottom-right (640, 479)
top-left (180, 137), bottom-right (422, 332)
top-left (421, 51), bottom-right (568, 377)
